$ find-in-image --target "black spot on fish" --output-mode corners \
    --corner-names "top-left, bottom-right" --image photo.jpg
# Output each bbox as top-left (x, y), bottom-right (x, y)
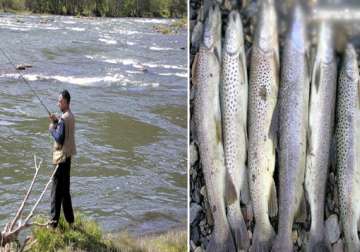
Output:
top-left (209, 73), bottom-right (213, 78)
top-left (252, 174), bottom-right (256, 182)
top-left (259, 86), bottom-right (267, 101)
top-left (347, 115), bottom-right (352, 123)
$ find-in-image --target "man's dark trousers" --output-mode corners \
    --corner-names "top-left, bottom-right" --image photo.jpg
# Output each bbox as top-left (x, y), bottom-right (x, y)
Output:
top-left (50, 157), bottom-right (74, 227)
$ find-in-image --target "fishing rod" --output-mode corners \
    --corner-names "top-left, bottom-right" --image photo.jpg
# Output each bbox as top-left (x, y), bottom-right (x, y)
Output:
top-left (0, 47), bottom-right (51, 116)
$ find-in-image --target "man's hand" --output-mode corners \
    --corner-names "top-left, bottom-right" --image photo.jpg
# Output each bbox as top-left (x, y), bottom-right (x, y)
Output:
top-left (49, 114), bottom-right (59, 123)
top-left (49, 123), bottom-right (56, 131)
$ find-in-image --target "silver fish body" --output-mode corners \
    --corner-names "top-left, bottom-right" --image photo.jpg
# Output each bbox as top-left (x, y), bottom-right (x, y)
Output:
top-left (336, 44), bottom-right (360, 252)
top-left (247, 0), bottom-right (279, 251)
top-left (305, 21), bottom-right (337, 252)
top-left (273, 5), bottom-right (309, 252)
top-left (220, 10), bottom-right (249, 251)
top-left (193, 4), bottom-right (236, 252)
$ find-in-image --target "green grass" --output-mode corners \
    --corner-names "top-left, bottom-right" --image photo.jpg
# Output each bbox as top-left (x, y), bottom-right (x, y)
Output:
top-left (22, 212), bottom-right (187, 252)
top-left (108, 229), bottom-right (187, 252)
top-left (153, 17), bottom-right (187, 35)
top-left (30, 212), bottom-right (115, 252)
top-left (170, 18), bottom-right (187, 30)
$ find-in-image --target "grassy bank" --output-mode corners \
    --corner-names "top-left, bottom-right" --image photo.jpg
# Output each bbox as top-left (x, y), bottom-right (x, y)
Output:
top-left (13, 212), bottom-right (187, 252)
top-left (153, 17), bottom-right (187, 35)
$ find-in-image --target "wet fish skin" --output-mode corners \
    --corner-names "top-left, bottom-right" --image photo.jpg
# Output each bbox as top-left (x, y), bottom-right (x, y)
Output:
top-left (193, 4), bottom-right (236, 252)
top-left (273, 5), bottom-right (309, 252)
top-left (247, 0), bottom-right (279, 251)
top-left (336, 43), bottom-right (360, 252)
top-left (305, 21), bottom-right (336, 252)
top-left (220, 10), bottom-right (249, 251)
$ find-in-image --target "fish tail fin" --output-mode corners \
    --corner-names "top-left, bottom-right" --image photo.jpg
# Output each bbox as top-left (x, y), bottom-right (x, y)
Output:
top-left (227, 202), bottom-right (250, 250)
top-left (240, 165), bottom-right (251, 205)
top-left (294, 192), bottom-right (307, 223)
top-left (343, 211), bottom-right (360, 252)
top-left (250, 224), bottom-right (275, 252)
top-left (307, 236), bottom-right (330, 252)
top-left (271, 234), bottom-right (293, 252)
top-left (206, 227), bottom-right (236, 252)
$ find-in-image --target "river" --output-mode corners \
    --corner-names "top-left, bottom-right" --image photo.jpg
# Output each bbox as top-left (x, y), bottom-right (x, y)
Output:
top-left (0, 13), bottom-right (187, 235)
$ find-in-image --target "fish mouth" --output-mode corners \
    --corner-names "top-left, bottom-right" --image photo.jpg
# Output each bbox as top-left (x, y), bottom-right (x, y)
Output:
top-left (288, 5), bottom-right (307, 53)
top-left (203, 4), bottom-right (220, 49)
top-left (224, 12), bottom-right (242, 55)
top-left (257, 35), bottom-right (276, 55)
top-left (343, 44), bottom-right (358, 80)
top-left (318, 22), bottom-right (334, 64)
top-left (255, 1), bottom-right (277, 54)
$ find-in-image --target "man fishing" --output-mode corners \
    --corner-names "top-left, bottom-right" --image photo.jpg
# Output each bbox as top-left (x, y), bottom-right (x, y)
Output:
top-left (48, 89), bottom-right (77, 228)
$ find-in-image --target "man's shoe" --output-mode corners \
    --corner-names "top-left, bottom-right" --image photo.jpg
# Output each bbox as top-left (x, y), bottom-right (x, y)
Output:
top-left (68, 222), bottom-right (75, 230)
top-left (47, 221), bottom-right (57, 230)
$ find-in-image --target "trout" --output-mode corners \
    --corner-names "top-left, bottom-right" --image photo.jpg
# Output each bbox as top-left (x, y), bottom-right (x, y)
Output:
top-left (273, 5), bottom-right (309, 252)
top-left (305, 21), bottom-right (336, 252)
top-left (247, 0), bottom-right (279, 251)
top-left (192, 4), bottom-right (236, 252)
top-left (336, 43), bottom-right (360, 252)
top-left (221, 10), bottom-right (249, 251)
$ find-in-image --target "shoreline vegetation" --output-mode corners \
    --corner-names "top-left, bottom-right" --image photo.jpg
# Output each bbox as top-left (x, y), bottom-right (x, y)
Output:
top-left (0, 0), bottom-right (186, 18)
top-left (5, 212), bottom-right (187, 251)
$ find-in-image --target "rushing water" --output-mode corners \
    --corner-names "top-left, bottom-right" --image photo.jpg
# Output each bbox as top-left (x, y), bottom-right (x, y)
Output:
top-left (0, 14), bottom-right (187, 235)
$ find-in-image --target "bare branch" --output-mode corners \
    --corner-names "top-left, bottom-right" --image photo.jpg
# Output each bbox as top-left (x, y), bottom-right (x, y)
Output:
top-left (1, 157), bottom-right (59, 248)
top-left (9, 155), bottom-right (41, 231)
top-left (23, 164), bottom-right (58, 224)
top-left (18, 236), bottom-right (31, 252)
top-left (22, 238), bottom-right (37, 252)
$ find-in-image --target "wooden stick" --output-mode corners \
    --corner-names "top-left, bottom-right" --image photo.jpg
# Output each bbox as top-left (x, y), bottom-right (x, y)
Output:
top-left (9, 155), bottom-right (41, 231)
top-left (1, 158), bottom-right (59, 248)
top-left (12, 164), bottom-right (59, 235)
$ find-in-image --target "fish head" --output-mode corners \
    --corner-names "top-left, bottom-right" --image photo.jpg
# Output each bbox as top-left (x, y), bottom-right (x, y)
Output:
top-left (203, 4), bottom-right (221, 50)
top-left (343, 43), bottom-right (358, 80)
top-left (224, 11), bottom-right (243, 55)
top-left (288, 4), bottom-right (307, 53)
top-left (318, 21), bottom-right (335, 64)
top-left (255, 0), bottom-right (278, 54)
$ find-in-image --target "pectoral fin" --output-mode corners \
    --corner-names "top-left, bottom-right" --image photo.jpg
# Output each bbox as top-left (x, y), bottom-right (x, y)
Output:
top-left (268, 179), bottom-right (278, 218)
top-left (240, 165), bottom-right (250, 205)
top-left (295, 190), bottom-right (307, 223)
top-left (191, 53), bottom-right (199, 86)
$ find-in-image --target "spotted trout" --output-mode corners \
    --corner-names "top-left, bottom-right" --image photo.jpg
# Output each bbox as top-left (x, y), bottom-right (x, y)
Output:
top-left (220, 10), bottom-right (249, 251)
top-left (192, 4), bottom-right (236, 252)
top-left (273, 5), bottom-right (309, 252)
top-left (336, 43), bottom-right (360, 252)
top-left (247, 0), bottom-right (279, 251)
top-left (304, 21), bottom-right (336, 252)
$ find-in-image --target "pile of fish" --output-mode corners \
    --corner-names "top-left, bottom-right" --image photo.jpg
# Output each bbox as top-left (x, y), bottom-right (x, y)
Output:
top-left (190, 0), bottom-right (360, 251)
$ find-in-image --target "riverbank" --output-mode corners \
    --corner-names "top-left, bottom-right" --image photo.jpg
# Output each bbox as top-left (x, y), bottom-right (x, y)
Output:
top-left (0, 10), bottom-right (187, 35)
top-left (5, 212), bottom-right (187, 251)
top-left (0, 0), bottom-right (186, 18)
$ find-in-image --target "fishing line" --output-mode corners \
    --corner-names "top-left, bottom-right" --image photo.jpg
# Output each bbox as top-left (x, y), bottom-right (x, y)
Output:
top-left (0, 46), bottom-right (51, 115)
